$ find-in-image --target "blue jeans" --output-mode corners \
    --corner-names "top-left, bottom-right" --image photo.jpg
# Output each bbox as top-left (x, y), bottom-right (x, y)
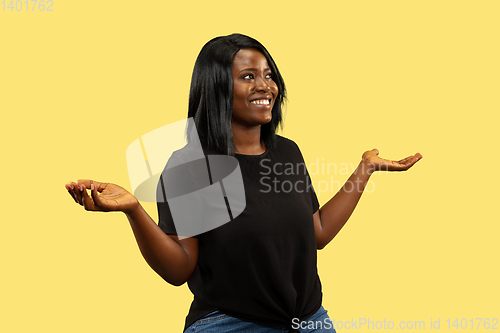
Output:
top-left (185, 305), bottom-right (336, 333)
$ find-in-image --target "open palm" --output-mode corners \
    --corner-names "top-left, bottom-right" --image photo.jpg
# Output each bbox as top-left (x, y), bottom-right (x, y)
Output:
top-left (362, 149), bottom-right (422, 172)
top-left (65, 179), bottom-right (138, 213)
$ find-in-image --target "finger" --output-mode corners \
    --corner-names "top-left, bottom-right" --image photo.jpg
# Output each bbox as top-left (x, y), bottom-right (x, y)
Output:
top-left (397, 155), bottom-right (421, 170)
top-left (71, 181), bottom-right (84, 205)
top-left (372, 148), bottom-right (379, 155)
top-left (406, 153), bottom-right (423, 165)
top-left (400, 153), bottom-right (423, 163)
top-left (81, 184), bottom-right (98, 211)
top-left (396, 152), bottom-right (422, 166)
top-left (65, 183), bottom-right (74, 200)
top-left (76, 179), bottom-right (92, 188)
top-left (406, 154), bottom-right (422, 168)
top-left (65, 183), bottom-right (79, 204)
top-left (77, 179), bottom-right (108, 193)
top-left (90, 182), bottom-right (106, 211)
top-left (397, 156), bottom-right (414, 164)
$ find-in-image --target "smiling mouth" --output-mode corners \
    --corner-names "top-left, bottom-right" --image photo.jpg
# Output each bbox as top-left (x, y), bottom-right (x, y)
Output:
top-left (250, 99), bottom-right (271, 105)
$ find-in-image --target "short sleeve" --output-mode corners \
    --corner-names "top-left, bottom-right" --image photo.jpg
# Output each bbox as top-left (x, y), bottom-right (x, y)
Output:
top-left (156, 152), bottom-right (195, 235)
top-left (308, 169), bottom-right (320, 213)
top-left (157, 174), bottom-right (178, 235)
top-left (156, 147), bottom-right (210, 237)
top-left (289, 138), bottom-right (320, 214)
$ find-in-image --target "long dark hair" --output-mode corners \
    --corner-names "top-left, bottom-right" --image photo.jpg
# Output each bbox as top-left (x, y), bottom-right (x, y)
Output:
top-left (187, 33), bottom-right (286, 155)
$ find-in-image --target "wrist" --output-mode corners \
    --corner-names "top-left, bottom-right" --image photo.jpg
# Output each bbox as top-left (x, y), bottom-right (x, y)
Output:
top-left (357, 159), bottom-right (376, 176)
top-left (123, 199), bottom-right (141, 216)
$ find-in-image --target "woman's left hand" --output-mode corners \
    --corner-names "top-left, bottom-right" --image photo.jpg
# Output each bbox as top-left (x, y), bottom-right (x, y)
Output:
top-left (361, 149), bottom-right (422, 173)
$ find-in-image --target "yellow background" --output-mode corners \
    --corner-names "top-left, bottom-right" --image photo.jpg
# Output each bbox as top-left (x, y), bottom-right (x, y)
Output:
top-left (1, 0), bottom-right (498, 332)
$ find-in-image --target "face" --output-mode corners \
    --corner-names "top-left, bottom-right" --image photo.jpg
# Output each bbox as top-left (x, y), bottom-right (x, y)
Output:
top-left (231, 48), bottom-right (279, 128)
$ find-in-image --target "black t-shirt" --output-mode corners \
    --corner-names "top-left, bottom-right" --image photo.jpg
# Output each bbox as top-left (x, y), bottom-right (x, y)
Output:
top-left (157, 135), bottom-right (322, 331)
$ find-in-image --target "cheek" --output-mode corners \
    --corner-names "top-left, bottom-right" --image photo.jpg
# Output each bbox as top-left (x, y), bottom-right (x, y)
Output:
top-left (272, 85), bottom-right (279, 98)
top-left (232, 88), bottom-right (245, 106)
top-left (234, 93), bottom-right (248, 108)
top-left (234, 84), bottom-right (248, 98)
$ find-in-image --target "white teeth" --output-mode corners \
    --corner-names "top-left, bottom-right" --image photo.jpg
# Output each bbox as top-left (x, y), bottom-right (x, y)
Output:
top-left (251, 99), bottom-right (270, 105)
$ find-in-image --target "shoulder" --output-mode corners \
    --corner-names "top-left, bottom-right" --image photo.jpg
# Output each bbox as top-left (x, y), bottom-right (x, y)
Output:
top-left (275, 135), bottom-right (302, 154)
top-left (275, 134), bottom-right (299, 149)
top-left (272, 135), bottom-right (307, 163)
top-left (168, 144), bottom-right (206, 166)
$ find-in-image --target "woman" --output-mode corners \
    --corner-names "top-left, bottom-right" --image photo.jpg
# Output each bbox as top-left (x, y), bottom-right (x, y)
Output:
top-left (65, 34), bottom-right (422, 332)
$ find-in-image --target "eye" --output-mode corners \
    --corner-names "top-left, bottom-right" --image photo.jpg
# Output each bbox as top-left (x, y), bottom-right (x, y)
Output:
top-left (266, 73), bottom-right (273, 79)
top-left (243, 73), bottom-right (254, 80)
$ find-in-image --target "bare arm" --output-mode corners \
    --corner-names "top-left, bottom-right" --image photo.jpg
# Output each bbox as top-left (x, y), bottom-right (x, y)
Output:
top-left (314, 160), bottom-right (372, 249)
top-left (65, 180), bottom-right (198, 286)
top-left (314, 149), bottom-right (422, 249)
top-left (124, 204), bottom-right (198, 286)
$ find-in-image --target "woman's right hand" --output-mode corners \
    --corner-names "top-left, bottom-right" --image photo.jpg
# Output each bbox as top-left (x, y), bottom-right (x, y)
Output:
top-left (65, 180), bottom-right (139, 213)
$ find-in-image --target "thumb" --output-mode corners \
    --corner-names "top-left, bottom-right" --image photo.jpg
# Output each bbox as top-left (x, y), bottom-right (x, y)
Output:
top-left (90, 182), bottom-right (106, 210)
top-left (372, 149), bottom-right (379, 155)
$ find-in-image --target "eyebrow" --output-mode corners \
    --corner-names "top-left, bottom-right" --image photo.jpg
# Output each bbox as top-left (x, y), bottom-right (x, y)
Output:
top-left (239, 67), bottom-right (271, 73)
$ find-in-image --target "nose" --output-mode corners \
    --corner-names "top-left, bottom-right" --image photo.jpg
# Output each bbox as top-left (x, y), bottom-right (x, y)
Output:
top-left (255, 76), bottom-right (271, 93)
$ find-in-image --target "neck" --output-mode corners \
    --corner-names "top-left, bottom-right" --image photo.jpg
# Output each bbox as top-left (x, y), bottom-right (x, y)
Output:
top-left (232, 123), bottom-right (266, 155)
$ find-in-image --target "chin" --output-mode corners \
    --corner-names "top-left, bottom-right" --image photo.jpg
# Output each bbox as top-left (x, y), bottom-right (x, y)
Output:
top-left (259, 115), bottom-right (273, 125)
